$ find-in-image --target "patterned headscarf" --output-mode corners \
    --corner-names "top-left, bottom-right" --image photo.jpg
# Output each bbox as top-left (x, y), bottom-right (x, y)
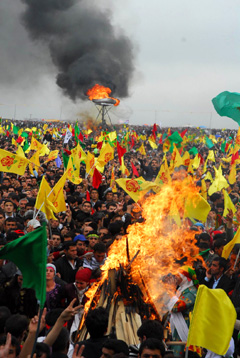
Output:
top-left (179, 265), bottom-right (199, 287)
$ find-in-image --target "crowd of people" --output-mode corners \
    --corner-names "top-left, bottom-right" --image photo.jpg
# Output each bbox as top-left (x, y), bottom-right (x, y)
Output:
top-left (0, 119), bottom-right (239, 358)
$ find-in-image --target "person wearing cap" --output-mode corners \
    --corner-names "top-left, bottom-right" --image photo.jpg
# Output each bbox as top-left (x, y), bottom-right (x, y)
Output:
top-left (26, 219), bottom-right (41, 233)
top-left (63, 268), bottom-right (92, 307)
top-left (73, 235), bottom-right (89, 257)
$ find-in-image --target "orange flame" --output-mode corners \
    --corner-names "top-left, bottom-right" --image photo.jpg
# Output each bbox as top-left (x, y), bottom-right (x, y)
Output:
top-left (87, 84), bottom-right (120, 106)
top-left (83, 176), bottom-right (205, 323)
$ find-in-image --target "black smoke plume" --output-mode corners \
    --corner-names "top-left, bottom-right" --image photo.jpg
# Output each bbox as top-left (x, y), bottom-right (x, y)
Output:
top-left (21, 0), bottom-right (135, 100)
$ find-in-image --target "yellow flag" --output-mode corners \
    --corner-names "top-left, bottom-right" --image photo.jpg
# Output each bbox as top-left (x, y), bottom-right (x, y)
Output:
top-left (182, 151), bottom-right (190, 167)
top-left (184, 193), bottom-right (211, 222)
top-left (110, 167), bottom-right (117, 193)
top-left (85, 151), bottom-right (95, 176)
top-left (120, 156), bottom-right (130, 177)
top-left (12, 138), bottom-right (17, 146)
top-left (205, 171), bottom-right (213, 182)
top-left (16, 146), bottom-right (26, 158)
top-left (201, 179), bottom-right (207, 200)
top-left (138, 143), bottom-right (146, 156)
top-left (97, 143), bottom-right (114, 167)
top-left (223, 189), bottom-right (236, 218)
top-left (148, 138), bottom-right (158, 149)
top-left (108, 131), bottom-right (117, 142)
top-left (187, 285), bottom-right (236, 355)
top-left (0, 149), bottom-right (29, 175)
top-left (35, 176), bottom-right (52, 212)
top-left (222, 226), bottom-right (240, 259)
top-left (155, 157), bottom-right (171, 185)
top-left (208, 166), bottom-right (229, 196)
top-left (66, 156), bottom-right (82, 185)
top-left (44, 150), bottom-right (59, 163)
top-left (39, 144), bottom-right (50, 157)
top-left (207, 150), bottom-right (215, 162)
top-left (29, 150), bottom-right (40, 175)
top-left (116, 177), bottom-right (159, 203)
top-left (43, 190), bottom-right (57, 220)
top-left (229, 164), bottom-right (236, 185)
top-left (49, 172), bottom-right (67, 213)
top-left (30, 137), bottom-right (43, 151)
top-left (192, 154), bottom-right (201, 169)
top-left (173, 146), bottom-right (184, 169)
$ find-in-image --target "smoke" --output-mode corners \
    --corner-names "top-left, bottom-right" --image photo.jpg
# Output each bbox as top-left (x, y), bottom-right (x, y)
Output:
top-left (21, 0), bottom-right (135, 101)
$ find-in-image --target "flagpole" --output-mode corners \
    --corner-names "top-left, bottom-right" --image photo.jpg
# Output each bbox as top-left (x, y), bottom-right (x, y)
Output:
top-left (234, 248), bottom-right (240, 270)
top-left (184, 346), bottom-right (189, 358)
top-left (30, 308), bottom-right (44, 358)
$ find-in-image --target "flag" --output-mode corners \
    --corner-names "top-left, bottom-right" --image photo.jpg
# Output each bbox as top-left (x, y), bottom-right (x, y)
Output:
top-left (64, 128), bottom-right (72, 144)
top-left (92, 168), bottom-right (102, 189)
top-left (110, 167), bottom-right (117, 193)
top-left (49, 172), bottom-right (67, 213)
top-left (66, 156), bottom-right (82, 185)
top-left (117, 141), bottom-right (126, 165)
top-left (120, 156), bottom-right (130, 177)
top-left (212, 91), bottom-right (240, 125)
top-left (16, 146), bottom-right (26, 158)
top-left (184, 193), bottom-right (211, 222)
top-left (187, 285), bottom-right (236, 355)
top-left (44, 150), bottom-right (59, 163)
top-left (29, 150), bottom-right (40, 175)
top-left (97, 143), bottom-right (114, 166)
top-left (131, 161), bottom-right (139, 177)
top-left (205, 136), bottom-right (214, 149)
top-left (30, 137), bottom-right (44, 151)
top-left (43, 191), bottom-right (57, 220)
top-left (85, 151), bottom-right (95, 176)
top-left (223, 189), bottom-right (236, 218)
top-left (0, 149), bottom-right (29, 175)
top-left (116, 177), bottom-right (159, 202)
top-left (222, 226), bottom-right (240, 259)
top-left (155, 157), bottom-right (171, 185)
top-left (148, 138), bottom-right (158, 149)
top-left (208, 166), bottom-right (229, 195)
top-left (229, 164), bottom-right (236, 185)
top-left (55, 155), bottom-right (62, 168)
top-left (0, 225), bottom-right (47, 308)
top-left (62, 150), bottom-right (70, 169)
top-left (169, 200), bottom-right (181, 226)
top-left (35, 176), bottom-right (52, 212)
top-left (189, 147), bottom-right (198, 156)
top-left (138, 143), bottom-right (146, 156)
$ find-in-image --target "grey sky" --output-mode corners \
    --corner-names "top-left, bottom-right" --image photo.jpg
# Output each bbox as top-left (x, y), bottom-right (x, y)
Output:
top-left (0, 0), bottom-right (239, 129)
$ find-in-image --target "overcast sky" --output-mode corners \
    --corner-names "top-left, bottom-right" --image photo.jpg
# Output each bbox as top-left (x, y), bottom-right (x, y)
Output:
top-left (0, 0), bottom-right (239, 129)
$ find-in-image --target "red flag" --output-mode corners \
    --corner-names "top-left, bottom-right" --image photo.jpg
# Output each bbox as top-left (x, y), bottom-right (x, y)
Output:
top-left (159, 134), bottom-right (163, 144)
top-left (231, 151), bottom-right (239, 165)
top-left (16, 136), bottom-right (24, 144)
top-left (117, 141), bottom-right (126, 164)
top-left (131, 162), bottom-right (139, 177)
top-left (78, 133), bottom-right (84, 142)
top-left (64, 149), bottom-right (72, 155)
top-left (92, 168), bottom-right (102, 189)
top-left (97, 141), bottom-right (103, 150)
top-left (180, 129), bottom-right (188, 138)
top-left (72, 128), bottom-right (75, 137)
top-left (6, 131), bottom-right (10, 137)
top-left (152, 123), bottom-right (157, 140)
top-left (131, 135), bottom-right (135, 148)
top-left (198, 153), bottom-right (204, 165)
top-left (86, 190), bottom-right (91, 201)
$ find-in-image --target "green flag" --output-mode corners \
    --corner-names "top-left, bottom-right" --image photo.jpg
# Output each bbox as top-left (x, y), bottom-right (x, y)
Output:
top-left (189, 147), bottom-right (198, 156)
top-left (62, 150), bottom-right (70, 169)
top-left (0, 225), bottom-right (47, 308)
top-left (205, 136), bottom-right (214, 149)
top-left (212, 91), bottom-right (240, 125)
top-left (13, 125), bottom-right (19, 135)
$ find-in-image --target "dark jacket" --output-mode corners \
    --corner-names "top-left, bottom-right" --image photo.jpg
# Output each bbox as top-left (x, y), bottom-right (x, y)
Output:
top-left (54, 256), bottom-right (82, 283)
top-left (203, 274), bottom-right (234, 294)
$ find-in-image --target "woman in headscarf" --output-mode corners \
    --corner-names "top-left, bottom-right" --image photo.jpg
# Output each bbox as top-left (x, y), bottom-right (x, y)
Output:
top-left (166, 266), bottom-right (199, 357)
top-left (45, 263), bottom-right (64, 312)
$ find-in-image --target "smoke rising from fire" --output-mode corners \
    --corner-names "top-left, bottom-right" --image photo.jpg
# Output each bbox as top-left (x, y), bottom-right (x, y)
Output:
top-left (21, 0), bottom-right (135, 101)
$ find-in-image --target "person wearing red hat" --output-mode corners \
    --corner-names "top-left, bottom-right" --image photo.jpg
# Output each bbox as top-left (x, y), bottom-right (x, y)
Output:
top-left (63, 268), bottom-right (92, 308)
top-left (63, 268), bottom-right (92, 334)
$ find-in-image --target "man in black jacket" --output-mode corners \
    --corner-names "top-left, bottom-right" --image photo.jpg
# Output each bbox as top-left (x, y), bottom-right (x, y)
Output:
top-left (54, 242), bottom-right (82, 283)
top-left (202, 257), bottom-right (234, 294)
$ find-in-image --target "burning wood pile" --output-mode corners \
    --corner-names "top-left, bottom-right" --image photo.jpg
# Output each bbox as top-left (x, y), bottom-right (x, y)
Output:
top-left (76, 177), bottom-right (205, 344)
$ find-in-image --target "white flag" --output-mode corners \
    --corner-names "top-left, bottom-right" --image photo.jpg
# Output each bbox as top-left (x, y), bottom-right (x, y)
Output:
top-left (64, 128), bottom-right (72, 144)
